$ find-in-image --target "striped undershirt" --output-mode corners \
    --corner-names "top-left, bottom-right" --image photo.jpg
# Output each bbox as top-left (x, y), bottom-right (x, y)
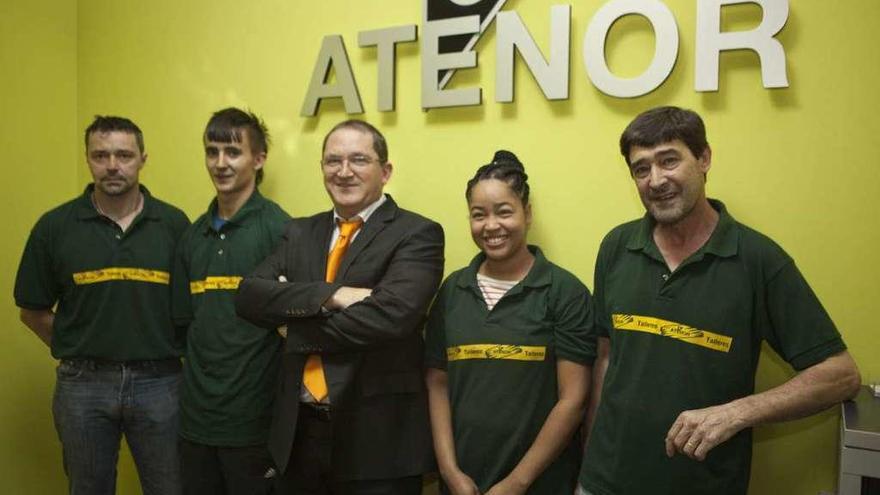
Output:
top-left (476, 273), bottom-right (521, 311)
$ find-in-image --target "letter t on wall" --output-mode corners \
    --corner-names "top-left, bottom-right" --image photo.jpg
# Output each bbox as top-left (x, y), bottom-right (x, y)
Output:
top-left (359, 25), bottom-right (418, 112)
top-left (695, 0), bottom-right (790, 91)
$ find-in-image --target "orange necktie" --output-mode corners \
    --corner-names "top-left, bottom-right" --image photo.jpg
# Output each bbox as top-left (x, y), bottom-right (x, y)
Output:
top-left (303, 218), bottom-right (363, 402)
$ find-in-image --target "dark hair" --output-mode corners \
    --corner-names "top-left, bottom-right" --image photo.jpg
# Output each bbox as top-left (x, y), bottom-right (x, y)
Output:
top-left (465, 150), bottom-right (530, 206)
top-left (85, 115), bottom-right (144, 153)
top-left (322, 119), bottom-right (388, 164)
top-left (204, 107), bottom-right (270, 185)
top-left (619, 106), bottom-right (709, 165)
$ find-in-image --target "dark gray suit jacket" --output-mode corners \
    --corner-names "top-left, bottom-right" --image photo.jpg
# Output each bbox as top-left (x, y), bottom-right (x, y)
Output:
top-left (235, 196), bottom-right (444, 480)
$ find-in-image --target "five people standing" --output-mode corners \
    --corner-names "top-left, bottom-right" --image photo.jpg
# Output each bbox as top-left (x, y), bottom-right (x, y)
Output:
top-left (14, 108), bottom-right (861, 495)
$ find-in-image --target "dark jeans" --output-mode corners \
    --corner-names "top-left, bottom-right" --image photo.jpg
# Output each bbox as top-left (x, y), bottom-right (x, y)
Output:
top-left (52, 358), bottom-right (181, 495)
top-left (180, 437), bottom-right (275, 495)
top-left (276, 405), bottom-right (423, 494)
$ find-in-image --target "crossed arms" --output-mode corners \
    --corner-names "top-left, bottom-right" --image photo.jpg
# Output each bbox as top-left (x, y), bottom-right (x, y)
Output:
top-left (234, 219), bottom-right (444, 352)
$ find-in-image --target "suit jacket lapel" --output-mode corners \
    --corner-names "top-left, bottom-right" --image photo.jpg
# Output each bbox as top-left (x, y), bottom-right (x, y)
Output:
top-left (336, 196), bottom-right (398, 279)
top-left (311, 211), bottom-right (335, 282)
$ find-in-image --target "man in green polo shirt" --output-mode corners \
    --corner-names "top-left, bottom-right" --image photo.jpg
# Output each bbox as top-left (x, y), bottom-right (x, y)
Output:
top-left (172, 107), bottom-right (290, 494)
top-left (578, 106), bottom-right (862, 495)
top-left (14, 115), bottom-right (190, 495)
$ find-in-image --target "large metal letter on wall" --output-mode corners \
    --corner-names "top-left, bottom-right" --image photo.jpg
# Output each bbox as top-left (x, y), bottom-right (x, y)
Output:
top-left (496, 5), bottom-right (571, 102)
top-left (301, 35), bottom-right (363, 117)
top-left (695, 0), bottom-right (789, 91)
top-left (583, 0), bottom-right (679, 98)
top-left (422, 0), bottom-right (508, 109)
top-left (422, 16), bottom-right (482, 108)
top-left (358, 25), bottom-right (419, 112)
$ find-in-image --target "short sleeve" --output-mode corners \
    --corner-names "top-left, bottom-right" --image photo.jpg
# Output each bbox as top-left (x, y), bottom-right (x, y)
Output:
top-left (551, 271), bottom-right (597, 365)
top-left (170, 230), bottom-right (194, 329)
top-left (14, 216), bottom-right (59, 310)
top-left (763, 260), bottom-right (846, 371)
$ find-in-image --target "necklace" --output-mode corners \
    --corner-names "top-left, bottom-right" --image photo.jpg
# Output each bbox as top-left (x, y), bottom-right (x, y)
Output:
top-left (92, 192), bottom-right (143, 223)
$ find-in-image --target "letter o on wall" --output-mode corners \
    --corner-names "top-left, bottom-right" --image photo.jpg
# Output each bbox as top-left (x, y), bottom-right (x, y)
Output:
top-left (583, 0), bottom-right (679, 98)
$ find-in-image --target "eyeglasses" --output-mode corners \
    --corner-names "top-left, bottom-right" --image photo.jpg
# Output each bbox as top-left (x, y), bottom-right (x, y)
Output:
top-left (321, 154), bottom-right (379, 169)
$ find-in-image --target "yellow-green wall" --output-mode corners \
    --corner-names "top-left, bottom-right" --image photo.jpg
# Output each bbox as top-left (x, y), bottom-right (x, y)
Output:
top-left (4, 0), bottom-right (879, 493)
top-left (1, 0), bottom-right (77, 492)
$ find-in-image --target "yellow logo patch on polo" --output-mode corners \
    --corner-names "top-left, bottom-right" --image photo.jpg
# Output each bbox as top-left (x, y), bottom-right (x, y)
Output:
top-left (446, 344), bottom-right (546, 362)
top-left (612, 314), bottom-right (732, 353)
top-left (72, 267), bottom-right (170, 285)
top-left (190, 276), bottom-right (242, 294)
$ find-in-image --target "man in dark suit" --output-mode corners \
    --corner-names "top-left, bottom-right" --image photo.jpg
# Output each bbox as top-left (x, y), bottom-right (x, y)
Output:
top-left (235, 119), bottom-right (444, 494)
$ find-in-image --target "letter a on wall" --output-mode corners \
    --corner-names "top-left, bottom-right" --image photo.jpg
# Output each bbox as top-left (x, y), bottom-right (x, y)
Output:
top-left (301, 35), bottom-right (364, 117)
top-left (425, 0), bottom-right (508, 89)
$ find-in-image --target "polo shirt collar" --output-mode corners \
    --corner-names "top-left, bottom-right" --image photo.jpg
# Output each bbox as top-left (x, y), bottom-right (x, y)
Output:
top-left (76, 184), bottom-right (160, 221)
top-left (701, 199), bottom-right (738, 258)
top-left (455, 245), bottom-right (553, 293)
top-left (626, 198), bottom-right (739, 259)
top-left (203, 189), bottom-right (267, 234)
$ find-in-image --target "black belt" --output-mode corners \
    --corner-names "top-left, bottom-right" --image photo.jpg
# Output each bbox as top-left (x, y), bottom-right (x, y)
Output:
top-left (299, 402), bottom-right (333, 422)
top-left (62, 358), bottom-right (181, 373)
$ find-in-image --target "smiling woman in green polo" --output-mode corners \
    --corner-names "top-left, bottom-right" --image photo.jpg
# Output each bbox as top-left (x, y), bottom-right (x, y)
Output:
top-left (424, 150), bottom-right (596, 495)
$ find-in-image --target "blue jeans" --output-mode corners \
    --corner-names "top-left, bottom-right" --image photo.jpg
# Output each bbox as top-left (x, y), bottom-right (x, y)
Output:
top-left (52, 359), bottom-right (182, 495)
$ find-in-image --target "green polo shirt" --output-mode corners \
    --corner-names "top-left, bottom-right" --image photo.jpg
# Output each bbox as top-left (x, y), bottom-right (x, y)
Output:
top-left (580, 199), bottom-right (846, 495)
top-left (14, 185), bottom-right (190, 360)
top-left (425, 246), bottom-right (595, 495)
top-left (172, 190), bottom-right (290, 446)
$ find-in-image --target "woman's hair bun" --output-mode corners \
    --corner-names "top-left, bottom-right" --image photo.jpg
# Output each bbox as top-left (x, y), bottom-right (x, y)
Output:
top-left (465, 149), bottom-right (530, 204)
top-left (491, 150), bottom-right (523, 170)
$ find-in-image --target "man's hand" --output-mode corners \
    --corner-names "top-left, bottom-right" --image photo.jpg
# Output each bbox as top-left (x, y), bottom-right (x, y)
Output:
top-left (665, 351), bottom-right (860, 462)
top-left (442, 469), bottom-right (481, 495)
top-left (485, 475), bottom-right (528, 495)
top-left (324, 287), bottom-right (372, 311)
top-left (665, 403), bottom-right (746, 461)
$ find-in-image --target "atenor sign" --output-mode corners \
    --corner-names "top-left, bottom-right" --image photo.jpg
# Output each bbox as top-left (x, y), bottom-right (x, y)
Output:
top-left (301, 0), bottom-right (789, 116)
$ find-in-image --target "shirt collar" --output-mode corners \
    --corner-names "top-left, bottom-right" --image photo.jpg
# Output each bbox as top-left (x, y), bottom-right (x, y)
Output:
top-left (626, 198), bottom-right (739, 259)
top-left (76, 184), bottom-right (159, 221)
top-left (456, 245), bottom-right (553, 291)
top-left (203, 189), bottom-right (267, 234)
top-left (333, 194), bottom-right (387, 225)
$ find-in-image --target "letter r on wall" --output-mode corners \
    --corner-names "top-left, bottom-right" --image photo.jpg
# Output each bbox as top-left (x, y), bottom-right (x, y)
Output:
top-left (695, 0), bottom-right (790, 91)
